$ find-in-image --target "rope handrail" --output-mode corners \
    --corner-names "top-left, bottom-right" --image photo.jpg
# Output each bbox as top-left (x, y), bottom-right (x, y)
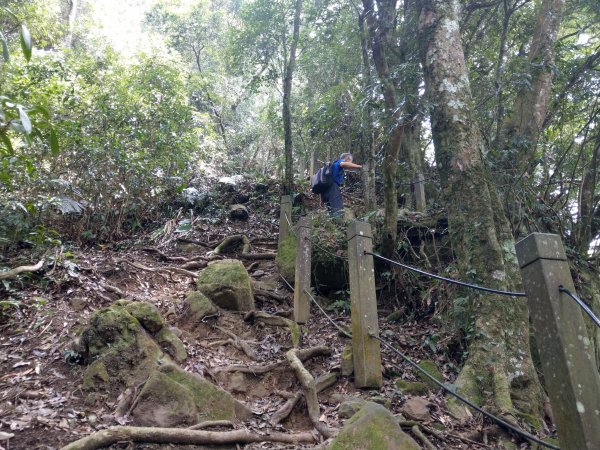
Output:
top-left (365, 251), bottom-right (527, 297)
top-left (559, 286), bottom-right (600, 328)
top-left (286, 273), bottom-right (560, 450)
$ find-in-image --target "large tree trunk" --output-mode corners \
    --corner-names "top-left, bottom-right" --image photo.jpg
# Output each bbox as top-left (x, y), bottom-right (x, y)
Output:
top-left (357, 11), bottom-right (377, 211)
top-left (417, 0), bottom-right (544, 425)
top-left (362, 0), bottom-right (403, 255)
top-left (282, 0), bottom-right (303, 194)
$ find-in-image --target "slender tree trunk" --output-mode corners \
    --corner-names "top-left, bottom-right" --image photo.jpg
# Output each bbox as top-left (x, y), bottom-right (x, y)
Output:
top-left (358, 11), bottom-right (377, 211)
top-left (282, 0), bottom-right (303, 194)
top-left (417, 0), bottom-right (543, 425)
top-left (577, 134), bottom-right (600, 253)
top-left (362, 0), bottom-right (403, 256)
top-left (66, 0), bottom-right (78, 49)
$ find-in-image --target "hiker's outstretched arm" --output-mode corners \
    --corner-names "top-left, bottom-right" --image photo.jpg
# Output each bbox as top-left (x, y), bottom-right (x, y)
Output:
top-left (340, 161), bottom-right (362, 169)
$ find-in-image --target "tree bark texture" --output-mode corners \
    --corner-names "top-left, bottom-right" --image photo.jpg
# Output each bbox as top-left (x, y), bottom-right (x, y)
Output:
top-left (282, 0), bottom-right (303, 194)
top-left (417, 0), bottom-right (543, 422)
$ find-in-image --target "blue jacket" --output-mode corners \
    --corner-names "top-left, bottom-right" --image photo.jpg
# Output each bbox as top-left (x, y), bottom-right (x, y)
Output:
top-left (332, 160), bottom-right (345, 186)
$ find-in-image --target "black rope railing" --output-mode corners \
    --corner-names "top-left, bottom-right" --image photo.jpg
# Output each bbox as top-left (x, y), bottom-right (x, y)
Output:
top-left (366, 251), bottom-right (527, 297)
top-left (559, 286), bottom-right (600, 328)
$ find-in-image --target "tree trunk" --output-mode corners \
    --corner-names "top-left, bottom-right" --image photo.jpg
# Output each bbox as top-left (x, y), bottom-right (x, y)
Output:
top-left (358, 11), bottom-right (377, 211)
top-left (282, 0), bottom-right (303, 194)
top-left (417, 0), bottom-right (544, 425)
top-left (66, 0), bottom-right (78, 49)
top-left (362, 0), bottom-right (403, 255)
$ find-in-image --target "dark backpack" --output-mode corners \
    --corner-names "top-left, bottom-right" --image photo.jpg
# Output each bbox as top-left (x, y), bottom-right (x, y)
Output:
top-left (311, 162), bottom-right (333, 194)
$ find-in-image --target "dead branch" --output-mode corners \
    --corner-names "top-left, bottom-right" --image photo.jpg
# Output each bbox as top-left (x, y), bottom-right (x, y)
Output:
top-left (215, 346), bottom-right (330, 375)
top-left (188, 420), bottom-right (234, 430)
top-left (286, 349), bottom-right (334, 438)
top-left (59, 426), bottom-right (317, 450)
top-left (0, 260), bottom-right (44, 280)
top-left (271, 372), bottom-right (337, 426)
top-left (244, 311), bottom-right (301, 347)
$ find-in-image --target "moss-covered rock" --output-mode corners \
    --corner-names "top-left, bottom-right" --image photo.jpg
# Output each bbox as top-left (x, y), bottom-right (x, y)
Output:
top-left (416, 360), bottom-right (444, 389)
top-left (197, 259), bottom-right (255, 311)
top-left (125, 301), bottom-right (164, 333)
top-left (183, 291), bottom-right (217, 324)
top-left (276, 233), bottom-right (296, 283)
top-left (156, 327), bottom-right (188, 363)
top-left (132, 363), bottom-right (251, 427)
top-left (395, 379), bottom-right (429, 396)
top-left (82, 360), bottom-right (109, 390)
top-left (330, 402), bottom-right (420, 450)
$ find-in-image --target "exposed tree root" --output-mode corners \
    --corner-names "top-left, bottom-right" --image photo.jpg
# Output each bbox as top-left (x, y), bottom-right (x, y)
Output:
top-left (209, 234), bottom-right (276, 260)
top-left (213, 326), bottom-right (259, 361)
top-left (244, 311), bottom-right (301, 347)
top-left (115, 258), bottom-right (198, 279)
top-left (253, 287), bottom-right (288, 302)
top-left (0, 260), bottom-right (44, 280)
top-left (411, 424), bottom-right (436, 450)
top-left (240, 252), bottom-right (276, 260)
top-left (59, 426), bottom-right (317, 450)
top-left (214, 346), bottom-right (330, 374)
top-left (143, 247), bottom-right (208, 270)
top-left (271, 372), bottom-right (337, 425)
top-left (286, 348), bottom-right (334, 438)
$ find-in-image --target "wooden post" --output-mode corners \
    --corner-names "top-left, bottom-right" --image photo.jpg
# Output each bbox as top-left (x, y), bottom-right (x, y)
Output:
top-left (413, 172), bottom-right (426, 212)
top-left (347, 221), bottom-right (382, 388)
top-left (278, 195), bottom-right (293, 247)
top-left (293, 216), bottom-right (312, 324)
top-left (515, 233), bottom-right (600, 450)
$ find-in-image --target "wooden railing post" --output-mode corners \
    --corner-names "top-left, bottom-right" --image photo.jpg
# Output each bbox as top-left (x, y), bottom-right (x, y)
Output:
top-left (515, 233), bottom-right (600, 450)
top-left (347, 221), bottom-right (382, 388)
top-left (293, 216), bottom-right (312, 324)
top-left (278, 195), bottom-right (293, 247)
top-left (413, 172), bottom-right (426, 212)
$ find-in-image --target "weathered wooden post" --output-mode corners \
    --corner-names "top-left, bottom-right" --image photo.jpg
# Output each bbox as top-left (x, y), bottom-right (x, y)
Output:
top-left (278, 195), bottom-right (293, 247)
top-left (347, 221), bottom-right (382, 388)
top-left (515, 233), bottom-right (600, 450)
top-left (413, 172), bottom-right (426, 212)
top-left (293, 216), bottom-right (312, 324)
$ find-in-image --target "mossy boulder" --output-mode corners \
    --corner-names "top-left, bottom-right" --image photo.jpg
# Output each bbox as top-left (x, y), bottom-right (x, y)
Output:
top-left (182, 291), bottom-right (217, 324)
top-left (330, 402), bottom-right (420, 450)
top-left (276, 233), bottom-right (296, 283)
top-left (196, 259), bottom-right (255, 311)
top-left (132, 364), bottom-right (251, 427)
top-left (77, 302), bottom-right (186, 389)
top-left (416, 360), bottom-right (443, 389)
top-left (395, 379), bottom-right (429, 396)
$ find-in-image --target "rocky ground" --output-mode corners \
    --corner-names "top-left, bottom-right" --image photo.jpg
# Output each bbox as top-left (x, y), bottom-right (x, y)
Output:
top-left (0, 178), bottom-right (554, 449)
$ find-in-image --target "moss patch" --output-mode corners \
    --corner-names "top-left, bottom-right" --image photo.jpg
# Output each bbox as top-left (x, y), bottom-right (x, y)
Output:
top-left (416, 360), bottom-right (443, 389)
top-left (276, 233), bottom-right (296, 283)
top-left (125, 301), bottom-right (164, 334)
top-left (395, 379), bottom-right (429, 396)
top-left (183, 291), bottom-right (216, 323)
top-left (82, 360), bottom-right (109, 391)
top-left (341, 344), bottom-right (353, 376)
top-left (156, 327), bottom-right (188, 363)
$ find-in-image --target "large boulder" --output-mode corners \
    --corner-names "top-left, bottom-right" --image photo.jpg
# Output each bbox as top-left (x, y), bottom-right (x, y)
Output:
top-left (196, 259), bottom-right (255, 311)
top-left (132, 364), bottom-right (251, 427)
top-left (76, 301), bottom-right (187, 390)
top-left (330, 402), bottom-right (420, 450)
top-left (180, 291), bottom-right (217, 326)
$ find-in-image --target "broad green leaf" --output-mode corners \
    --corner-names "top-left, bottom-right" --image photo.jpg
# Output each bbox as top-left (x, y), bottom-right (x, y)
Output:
top-left (30, 105), bottom-right (50, 118)
top-left (20, 24), bottom-right (32, 62)
top-left (17, 106), bottom-right (32, 134)
top-left (0, 133), bottom-right (14, 155)
top-left (50, 128), bottom-right (59, 156)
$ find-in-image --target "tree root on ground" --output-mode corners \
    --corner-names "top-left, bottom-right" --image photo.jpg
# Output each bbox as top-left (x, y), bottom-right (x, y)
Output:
top-left (209, 234), bottom-right (276, 260)
top-left (0, 260), bottom-right (44, 280)
top-left (285, 348), bottom-right (334, 438)
top-left (214, 345), bottom-right (330, 375)
top-left (411, 424), bottom-right (436, 450)
top-left (188, 420), bottom-right (234, 430)
top-left (143, 247), bottom-right (208, 270)
top-left (271, 372), bottom-right (337, 426)
top-left (115, 259), bottom-right (198, 279)
top-left (244, 311), bottom-right (301, 347)
top-left (210, 326), bottom-right (259, 361)
top-left (59, 426), bottom-right (317, 450)
top-left (253, 287), bottom-right (288, 302)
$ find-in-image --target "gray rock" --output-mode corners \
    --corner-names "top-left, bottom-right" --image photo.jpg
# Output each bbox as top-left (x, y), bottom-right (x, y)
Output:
top-left (230, 204), bottom-right (249, 221)
top-left (197, 259), bottom-right (255, 311)
top-left (401, 397), bottom-right (431, 421)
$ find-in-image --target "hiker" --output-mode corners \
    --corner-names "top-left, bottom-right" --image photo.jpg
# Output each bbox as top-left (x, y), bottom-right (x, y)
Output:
top-left (322, 152), bottom-right (362, 217)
